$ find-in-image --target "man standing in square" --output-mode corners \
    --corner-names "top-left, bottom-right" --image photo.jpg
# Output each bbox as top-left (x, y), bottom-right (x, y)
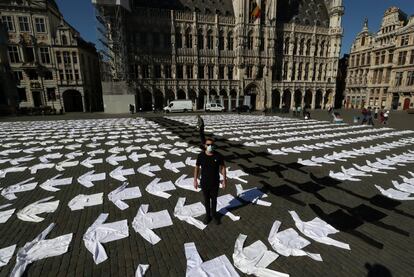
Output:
top-left (194, 138), bottom-right (227, 225)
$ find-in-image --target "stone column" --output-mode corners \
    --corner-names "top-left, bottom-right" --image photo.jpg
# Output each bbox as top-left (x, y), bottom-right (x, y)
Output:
top-left (311, 91), bottom-right (316, 110)
top-left (279, 92), bottom-right (284, 109)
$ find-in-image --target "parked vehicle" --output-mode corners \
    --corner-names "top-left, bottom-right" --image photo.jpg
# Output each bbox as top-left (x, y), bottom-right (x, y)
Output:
top-left (205, 103), bottom-right (225, 112)
top-left (232, 105), bottom-right (251, 113)
top-left (164, 100), bottom-right (193, 113)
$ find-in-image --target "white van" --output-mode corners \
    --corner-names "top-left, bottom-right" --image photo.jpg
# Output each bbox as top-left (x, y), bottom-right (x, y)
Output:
top-left (164, 100), bottom-right (193, 113)
top-left (205, 103), bottom-right (225, 112)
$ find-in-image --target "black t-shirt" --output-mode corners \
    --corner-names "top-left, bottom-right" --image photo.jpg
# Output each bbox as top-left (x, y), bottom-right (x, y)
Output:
top-left (196, 151), bottom-right (224, 187)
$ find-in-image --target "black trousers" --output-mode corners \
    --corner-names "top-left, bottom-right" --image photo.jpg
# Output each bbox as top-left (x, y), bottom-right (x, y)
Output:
top-left (201, 184), bottom-right (219, 218)
top-left (199, 126), bottom-right (205, 145)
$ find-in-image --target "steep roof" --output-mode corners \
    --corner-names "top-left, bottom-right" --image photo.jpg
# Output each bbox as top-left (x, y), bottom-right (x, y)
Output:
top-left (277, 0), bottom-right (330, 27)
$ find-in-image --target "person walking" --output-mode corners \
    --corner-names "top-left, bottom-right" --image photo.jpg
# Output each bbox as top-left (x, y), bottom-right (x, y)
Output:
top-left (383, 110), bottom-right (390, 124)
top-left (374, 107), bottom-right (379, 119)
top-left (196, 115), bottom-right (205, 146)
top-left (367, 107), bottom-right (374, 126)
top-left (194, 138), bottom-right (227, 225)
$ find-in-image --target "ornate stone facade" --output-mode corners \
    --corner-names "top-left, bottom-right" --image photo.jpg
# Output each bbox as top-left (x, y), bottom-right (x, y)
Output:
top-left (94, 0), bottom-right (344, 113)
top-left (345, 7), bottom-right (414, 111)
top-left (0, 0), bottom-right (103, 113)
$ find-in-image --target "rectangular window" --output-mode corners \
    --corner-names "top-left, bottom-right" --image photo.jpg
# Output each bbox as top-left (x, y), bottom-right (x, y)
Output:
top-left (246, 66), bottom-right (253, 78)
top-left (65, 69), bottom-right (73, 81)
top-left (8, 45), bottom-right (20, 63)
top-left (27, 69), bottom-right (38, 80)
top-left (154, 65), bottom-right (161, 78)
top-left (39, 47), bottom-right (50, 64)
top-left (227, 35), bottom-right (233, 50)
top-left (141, 65), bottom-right (149, 78)
top-left (186, 65), bottom-right (193, 79)
top-left (186, 33), bottom-right (192, 49)
top-left (208, 65), bottom-right (214, 79)
top-left (410, 50), bottom-right (414, 64)
top-left (207, 34), bottom-right (214, 50)
top-left (164, 65), bottom-right (171, 78)
top-left (47, 88), bottom-right (56, 101)
top-left (63, 51), bottom-right (70, 64)
top-left (59, 70), bottom-right (64, 80)
top-left (380, 51), bottom-right (386, 64)
top-left (56, 51), bottom-right (61, 63)
top-left (44, 70), bottom-right (53, 80)
top-left (18, 16), bottom-right (30, 32)
top-left (176, 64), bottom-right (183, 79)
top-left (198, 65), bottom-right (204, 79)
top-left (35, 18), bottom-right (46, 33)
top-left (1, 16), bottom-right (14, 32)
top-left (18, 87), bottom-right (27, 101)
top-left (13, 71), bottom-right (23, 81)
top-left (219, 65), bottom-right (225, 79)
top-left (197, 33), bottom-right (204, 50)
top-left (398, 51), bottom-right (407, 65)
top-left (74, 69), bottom-right (80, 81)
top-left (395, 72), bottom-right (403, 86)
top-left (407, 71), bottom-right (414, 86)
top-left (375, 52), bottom-right (380, 65)
top-left (401, 35), bottom-right (409, 46)
top-left (72, 52), bottom-right (78, 64)
top-left (259, 37), bottom-right (265, 52)
top-left (25, 47), bottom-right (35, 63)
top-left (388, 51), bottom-right (394, 64)
top-left (228, 66), bottom-right (233, 80)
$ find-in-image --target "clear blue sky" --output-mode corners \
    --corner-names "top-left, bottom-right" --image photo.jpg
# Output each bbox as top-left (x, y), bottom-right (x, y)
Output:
top-left (56, 0), bottom-right (414, 57)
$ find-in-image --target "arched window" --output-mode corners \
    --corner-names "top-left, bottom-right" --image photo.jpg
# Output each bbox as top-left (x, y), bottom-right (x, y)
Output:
top-left (185, 28), bottom-right (192, 48)
top-left (218, 31), bottom-right (224, 50)
top-left (304, 63), bottom-right (310, 80)
top-left (284, 37), bottom-right (290, 55)
top-left (61, 34), bottom-right (68, 45)
top-left (283, 61), bottom-right (288, 80)
top-left (207, 30), bottom-right (214, 49)
top-left (293, 37), bottom-right (298, 55)
top-left (175, 28), bottom-right (182, 48)
top-left (298, 62), bottom-right (303, 80)
top-left (197, 29), bottom-right (204, 49)
top-left (299, 39), bottom-right (305, 56)
top-left (314, 39), bottom-right (319, 57)
top-left (247, 31), bottom-right (254, 50)
top-left (320, 40), bottom-right (325, 57)
top-left (306, 39), bottom-right (311, 56)
top-left (227, 31), bottom-right (234, 50)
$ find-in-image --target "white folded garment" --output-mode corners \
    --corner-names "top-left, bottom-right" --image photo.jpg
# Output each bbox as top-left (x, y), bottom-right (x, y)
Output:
top-left (109, 166), bottom-right (135, 182)
top-left (78, 170), bottom-right (106, 188)
top-left (268, 221), bottom-right (322, 261)
top-left (0, 244), bottom-right (16, 267)
top-left (298, 159), bottom-right (322, 167)
top-left (289, 211), bottom-right (350, 250)
top-left (108, 183), bottom-right (142, 210)
top-left (217, 194), bottom-right (243, 221)
top-left (132, 204), bottom-right (173, 245)
top-left (233, 234), bottom-right (288, 277)
top-left (83, 213), bottom-right (129, 264)
top-left (392, 180), bottom-right (414, 194)
top-left (0, 166), bottom-right (27, 178)
top-left (1, 177), bottom-right (37, 200)
top-left (164, 160), bottom-right (185, 173)
top-left (136, 264), bottom-right (150, 277)
top-left (329, 171), bottom-right (361, 182)
top-left (10, 223), bottom-right (73, 277)
top-left (375, 185), bottom-right (414, 201)
top-left (29, 163), bottom-right (55, 174)
top-left (185, 242), bottom-right (239, 277)
top-left (227, 168), bottom-right (249, 183)
top-left (145, 178), bottom-right (176, 199)
top-left (175, 174), bottom-right (201, 192)
top-left (17, 196), bottom-right (60, 222)
top-left (236, 184), bottom-right (271, 206)
top-left (39, 174), bottom-right (73, 192)
top-left (174, 198), bottom-right (206, 230)
top-left (68, 193), bottom-right (104, 211)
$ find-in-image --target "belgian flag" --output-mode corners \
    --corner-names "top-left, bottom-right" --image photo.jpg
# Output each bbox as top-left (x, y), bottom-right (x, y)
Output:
top-left (251, 2), bottom-right (261, 20)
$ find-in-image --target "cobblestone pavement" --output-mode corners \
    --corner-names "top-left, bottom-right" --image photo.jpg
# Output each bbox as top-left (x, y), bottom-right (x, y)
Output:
top-left (0, 113), bottom-right (413, 277)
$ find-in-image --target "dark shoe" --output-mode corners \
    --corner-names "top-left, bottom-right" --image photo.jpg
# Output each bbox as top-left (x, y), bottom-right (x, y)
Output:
top-left (214, 216), bottom-right (221, 225)
top-left (203, 216), bottom-right (212, 224)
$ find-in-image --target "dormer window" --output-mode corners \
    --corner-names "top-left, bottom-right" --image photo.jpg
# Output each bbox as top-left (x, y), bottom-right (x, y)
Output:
top-left (62, 34), bottom-right (68, 45)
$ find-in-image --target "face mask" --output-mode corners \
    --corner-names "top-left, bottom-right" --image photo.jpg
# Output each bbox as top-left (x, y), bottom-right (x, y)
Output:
top-left (206, 145), bottom-right (214, 152)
